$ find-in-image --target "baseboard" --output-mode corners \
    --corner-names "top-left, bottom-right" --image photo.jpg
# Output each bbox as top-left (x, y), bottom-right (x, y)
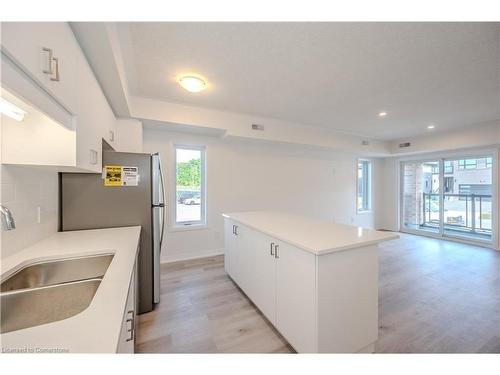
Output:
top-left (160, 249), bottom-right (224, 264)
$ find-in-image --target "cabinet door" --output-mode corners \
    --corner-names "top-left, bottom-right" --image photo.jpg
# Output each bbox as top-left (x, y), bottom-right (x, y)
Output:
top-left (233, 224), bottom-right (253, 296)
top-left (275, 241), bottom-right (316, 353)
top-left (224, 218), bottom-right (236, 277)
top-left (248, 230), bottom-right (277, 325)
top-left (117, 264), bottom-right (136, 353)
top-left (74, 45), bottom-right (111, 172)
top-left (1, 22), bottom-right (78, 112)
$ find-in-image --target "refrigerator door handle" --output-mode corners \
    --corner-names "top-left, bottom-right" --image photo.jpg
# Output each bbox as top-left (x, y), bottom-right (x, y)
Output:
top-left (157, 154), bottom-right (166, 205)
top-left (153, 205), bottom-right (161, 304)
top-left (159, 205), bottom-right (165, 251)
top-left (157, 155), bottom-right (166, 250)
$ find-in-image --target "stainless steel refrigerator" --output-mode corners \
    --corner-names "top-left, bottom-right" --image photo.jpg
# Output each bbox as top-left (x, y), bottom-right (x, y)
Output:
top-left (60, 151), bottom-right (165, 314)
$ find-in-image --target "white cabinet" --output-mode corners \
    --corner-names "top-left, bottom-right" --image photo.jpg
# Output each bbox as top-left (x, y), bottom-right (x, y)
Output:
top-left (226, 222), bottom-right (253, 296)
top-left (1, 22), bottom-right (79, 113)
top-left (224, 219), bottom-right (237, 277)
top-left (224, 217), bottom-right (315, 352)
top-left (1, 22), bottom-right (117, 173)
top-left (117, 258), bottom-right (137, 353)
top-left (223, 216), bottom-right (378, 353)
top-left (275, 240), bottom-right (316, 353)
top-left (74, 45), bottom-right (116, 172)
top-left (246, 227), bottom-right (276, 325)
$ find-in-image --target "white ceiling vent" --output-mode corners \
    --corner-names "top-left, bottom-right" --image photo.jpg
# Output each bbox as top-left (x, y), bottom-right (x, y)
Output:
top-left (399, 142), bottom-right (411, 148)
top-left (251, 123), bottom-right (265, 131)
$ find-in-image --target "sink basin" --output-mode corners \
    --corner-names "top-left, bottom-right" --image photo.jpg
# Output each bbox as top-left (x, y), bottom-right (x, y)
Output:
top-left (1, 278), bottom-right (102, 333)
top-left (1, 253), bottom-right (114, 292)
top-left (0, 253), bottom-right (114, 333)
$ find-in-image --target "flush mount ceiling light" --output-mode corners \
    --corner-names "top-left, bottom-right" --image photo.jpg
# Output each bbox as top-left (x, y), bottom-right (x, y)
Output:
top-left (178, 75), bottom-right (207, 93)
top-left (378, 111), bottom-right (387, 117)
top-left (0, 97), bottom-right (26, 122)
top-left (427, 124), bottom-right (436, 129)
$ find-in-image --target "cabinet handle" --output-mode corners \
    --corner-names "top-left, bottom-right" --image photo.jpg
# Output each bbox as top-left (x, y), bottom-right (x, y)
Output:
top-left (274, 244), bottom-right (279, 259)
top-left (109, 130), bottom-right (115, 142)
top-left (90, 149), bottom-right (98, 165)
top-left (270, 242), bottom-right (274, 256)
top-left (126, 310), bottom-right (135, 342)
top-left (232, 225), bottom-right (235, 235)
top-left (50, 57), bottom-right (60, 82)
top-left (234, 225), bottom-right (238, 235)
top-left (42, 47), bottom-right (53, 75)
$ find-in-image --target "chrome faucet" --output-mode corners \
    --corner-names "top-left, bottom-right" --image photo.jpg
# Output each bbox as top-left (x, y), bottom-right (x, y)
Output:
top-left (0, 205), bottom-right (16, 230)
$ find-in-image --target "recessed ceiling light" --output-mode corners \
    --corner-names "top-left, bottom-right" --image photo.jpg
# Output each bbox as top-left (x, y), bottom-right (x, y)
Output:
top-left (378, 111), bottom-right (387, 117)
top-left (427, 124), bottom-right (435, 129)
top-left (178, 75), bottom-right (207, 93)
top-left (0, 97), bottom-right (26, 122)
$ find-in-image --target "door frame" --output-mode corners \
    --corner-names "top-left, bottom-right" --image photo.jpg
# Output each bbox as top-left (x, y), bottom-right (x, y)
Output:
top-left (399, 149), bottom-right (498, 249)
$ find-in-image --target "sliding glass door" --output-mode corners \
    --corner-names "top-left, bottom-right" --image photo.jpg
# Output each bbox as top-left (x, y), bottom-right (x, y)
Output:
top-left (401, 155), bottom-right (494, 243)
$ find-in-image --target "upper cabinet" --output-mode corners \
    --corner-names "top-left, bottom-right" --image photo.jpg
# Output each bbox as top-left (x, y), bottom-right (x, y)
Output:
top-left (1, 22), bottom-right (79, 114)
top-left (0, 22), bottom-right (139, 173)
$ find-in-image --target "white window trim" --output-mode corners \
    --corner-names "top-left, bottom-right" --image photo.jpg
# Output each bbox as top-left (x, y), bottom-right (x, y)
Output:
top-left (170, 144), bottom-right (207, 230)
top-left (356, 159), bottom-right (372, 214)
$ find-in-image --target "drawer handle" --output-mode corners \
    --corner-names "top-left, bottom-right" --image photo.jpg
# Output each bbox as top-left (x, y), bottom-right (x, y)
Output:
top-left (274, 244), bottom-right (279, 259)
top-left (42, 47), bottom-right (53, 75)
top-left (126, 310), bottom-right (135, 342)
top-left (50, 57), bottom-right (60, 82)
top-left (270, 242), bottom-right (274, 256)
top-left (90, 149), bottom-right (98, 165)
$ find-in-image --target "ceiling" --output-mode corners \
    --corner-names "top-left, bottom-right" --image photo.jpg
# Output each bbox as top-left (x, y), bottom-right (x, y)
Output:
top-left (116, 22), bottom-right (500, 141)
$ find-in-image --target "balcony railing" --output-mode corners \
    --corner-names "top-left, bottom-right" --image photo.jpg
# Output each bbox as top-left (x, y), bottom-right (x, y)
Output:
top-left (422, 193), bottom-right (492, 238)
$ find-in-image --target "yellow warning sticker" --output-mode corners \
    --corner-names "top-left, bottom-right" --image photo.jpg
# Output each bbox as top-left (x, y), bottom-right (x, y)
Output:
top-left (104, 165), bottom-right (123, 186)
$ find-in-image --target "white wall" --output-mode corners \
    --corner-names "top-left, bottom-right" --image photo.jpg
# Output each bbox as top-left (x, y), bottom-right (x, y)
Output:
top-left (131, 96), bottom-right (391, 156)
top-left (143, 127), bottom-right (383, 263)
top-left (115, 118), bottom-right (143, 152)
top-left (0, 165), bottom-right (59, 259)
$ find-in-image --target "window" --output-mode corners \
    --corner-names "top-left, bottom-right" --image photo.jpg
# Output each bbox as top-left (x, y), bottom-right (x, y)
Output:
top-left (458, 159), bottom-right (477, 170)
top-left (357, 160), bottom-right (372, 212)
top-left (444, 160), bottom-right (453, 174)
top-left (174, 145), bottom-right (206, 226)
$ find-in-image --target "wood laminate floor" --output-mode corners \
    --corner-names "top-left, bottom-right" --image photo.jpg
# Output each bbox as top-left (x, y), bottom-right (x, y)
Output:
top-left (136, 233), bottom-right (500, 353)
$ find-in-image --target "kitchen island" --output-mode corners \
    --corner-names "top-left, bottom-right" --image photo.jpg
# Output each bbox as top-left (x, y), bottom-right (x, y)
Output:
top-left (0, 226), bottom-right (141, 353)
top-left (223, 211), bottom-right (398, 353)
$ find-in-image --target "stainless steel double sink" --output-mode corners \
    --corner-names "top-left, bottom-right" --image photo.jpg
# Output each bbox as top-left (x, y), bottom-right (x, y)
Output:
top-left (0, 254), bottom-right (114, 334)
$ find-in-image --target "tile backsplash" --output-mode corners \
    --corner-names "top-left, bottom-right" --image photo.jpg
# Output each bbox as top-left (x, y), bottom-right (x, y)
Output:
top-left (1, 165), bottom-right (59, 259)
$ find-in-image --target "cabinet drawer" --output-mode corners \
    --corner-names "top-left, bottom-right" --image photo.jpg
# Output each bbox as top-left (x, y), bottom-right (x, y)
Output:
top-left (117, 262), bottom-right (136, 353)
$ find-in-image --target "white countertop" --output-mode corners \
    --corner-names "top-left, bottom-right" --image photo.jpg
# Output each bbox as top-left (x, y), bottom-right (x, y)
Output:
top-left (223, 211), bottom-right (398, 255)
top-left (0, 226), bottom-right (141, 353)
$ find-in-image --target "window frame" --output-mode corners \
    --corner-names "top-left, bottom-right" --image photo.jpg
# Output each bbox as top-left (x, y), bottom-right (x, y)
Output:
top-left (171, 144), bottom-right (207, 229)
top-left (356, 159), bottom-right (372, 213)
